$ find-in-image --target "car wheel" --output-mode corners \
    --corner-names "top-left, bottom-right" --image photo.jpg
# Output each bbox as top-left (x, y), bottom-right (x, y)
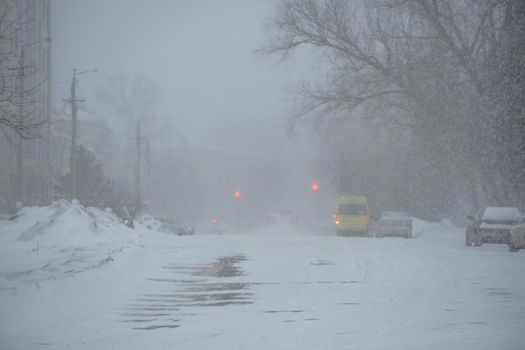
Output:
top-left (474, 232), bottom-right (483, 247)
top-left (508, 241), bottom-right (519, 253)
top-left (465, 229), bottom-right (473, 246)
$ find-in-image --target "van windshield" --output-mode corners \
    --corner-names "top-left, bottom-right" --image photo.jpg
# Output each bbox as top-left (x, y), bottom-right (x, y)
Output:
top-left (339, 204), bottom-right (367, 215)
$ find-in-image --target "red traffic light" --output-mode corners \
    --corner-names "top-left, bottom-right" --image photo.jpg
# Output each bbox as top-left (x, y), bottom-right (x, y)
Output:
top-left (234, 190), bottom-right (241, 199)
top-left (311, 182), bottom-right (320, 192)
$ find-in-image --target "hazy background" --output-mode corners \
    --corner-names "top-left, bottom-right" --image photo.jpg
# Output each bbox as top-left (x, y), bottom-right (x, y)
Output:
top-left (51, 0), bottom-right (329, 225)
top-left (52, 0), bottom-right (309, 131)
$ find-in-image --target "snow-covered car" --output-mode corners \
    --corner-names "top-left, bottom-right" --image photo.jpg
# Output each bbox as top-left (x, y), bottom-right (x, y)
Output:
top-left (466, 207), bottom-right (523, 246)
top-left (376, 211), bottom-right (412, 239)
top-left (508, 216), bottom-right (525, 252)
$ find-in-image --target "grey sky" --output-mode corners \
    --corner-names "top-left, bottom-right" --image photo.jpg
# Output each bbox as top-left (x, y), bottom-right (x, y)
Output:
top-left (52, 0), bottom-right (314, 137)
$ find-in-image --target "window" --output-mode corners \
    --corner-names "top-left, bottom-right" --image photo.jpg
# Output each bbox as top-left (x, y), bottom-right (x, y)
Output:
top-left (339, 204), bottom-right (367, 215)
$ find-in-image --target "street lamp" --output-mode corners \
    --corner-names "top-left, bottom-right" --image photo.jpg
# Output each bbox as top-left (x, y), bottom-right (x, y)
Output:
top-left (134, 116), bottom-right (153, 207)
top-left (70, 67), bottom-right (97, 201)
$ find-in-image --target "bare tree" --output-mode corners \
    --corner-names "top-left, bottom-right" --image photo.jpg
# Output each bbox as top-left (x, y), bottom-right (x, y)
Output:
top-left (261, 0), bottom-right (525, 213)
top-left (0, 0), bottom-right (48, 140)
top-left (96, 74), bottom-right (160, 212)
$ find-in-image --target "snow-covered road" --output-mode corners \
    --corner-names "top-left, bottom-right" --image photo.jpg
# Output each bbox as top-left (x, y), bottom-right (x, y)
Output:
top-left (1, 218), bottom-right (525, 350)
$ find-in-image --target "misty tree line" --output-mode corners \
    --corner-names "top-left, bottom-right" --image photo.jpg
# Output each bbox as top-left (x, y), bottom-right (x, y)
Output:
top-left (262, 0), bottom-right (525, 219)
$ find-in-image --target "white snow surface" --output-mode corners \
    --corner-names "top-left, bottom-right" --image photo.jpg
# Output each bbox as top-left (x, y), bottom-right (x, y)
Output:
top-left (0, 200), bottom-right (140, 289)
top-left (1, 209), bottom-right (525, 350)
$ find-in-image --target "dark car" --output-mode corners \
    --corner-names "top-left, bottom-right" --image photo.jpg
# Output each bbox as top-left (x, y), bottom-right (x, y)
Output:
top-left (465, 207), bottom-right (523, 246)
top-left (176, 226), bottom-right (194, 236)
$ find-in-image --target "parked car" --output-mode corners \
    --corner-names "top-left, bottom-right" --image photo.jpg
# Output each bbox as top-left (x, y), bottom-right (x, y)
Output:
top-left (376, 211), bottom-right (412, 239)
top-left (176, 226), bottom-right (195, 236)
top-left (157, 217), bottom-right (195, 235)
top-left (465, 207), bottom-right (523, 246)
top-left (202, 218), bottom-right (227, 235)
top-left (508, 216), bottom-right (525, 252)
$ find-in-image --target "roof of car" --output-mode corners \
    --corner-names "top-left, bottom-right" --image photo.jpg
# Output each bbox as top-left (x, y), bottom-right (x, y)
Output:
top-left (483, 207), bottom-right (522, 221)
top-left (380, 211), bottom-right (410, 219)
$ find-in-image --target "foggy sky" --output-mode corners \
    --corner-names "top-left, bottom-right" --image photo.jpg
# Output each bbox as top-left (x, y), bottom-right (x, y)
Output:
top-left (52, 0), bottom-right (314, 142)
top-left (51, 0), bottom-right (325, 221)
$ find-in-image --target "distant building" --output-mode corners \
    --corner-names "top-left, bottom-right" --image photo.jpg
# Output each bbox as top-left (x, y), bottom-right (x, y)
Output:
top-left (0, 1), bottom-right (52, 212)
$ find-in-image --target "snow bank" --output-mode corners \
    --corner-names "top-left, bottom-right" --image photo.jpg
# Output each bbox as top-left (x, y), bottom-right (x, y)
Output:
top-left (0, 200), bottom-right (139, 289)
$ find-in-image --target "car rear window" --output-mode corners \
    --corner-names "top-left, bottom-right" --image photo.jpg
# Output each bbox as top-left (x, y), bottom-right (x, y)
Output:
top-left (381, 219), bottom-right (410, 226)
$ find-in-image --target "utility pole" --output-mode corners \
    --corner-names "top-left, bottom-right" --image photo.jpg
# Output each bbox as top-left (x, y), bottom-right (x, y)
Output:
top-left (70, 68), bottom-right (78, 201)
top-left (134, 116), bottom-right (151, 209)
top-left (135, 120), bottom-right (142, 206)
top-left (66, 68), bottom-right (96, 201)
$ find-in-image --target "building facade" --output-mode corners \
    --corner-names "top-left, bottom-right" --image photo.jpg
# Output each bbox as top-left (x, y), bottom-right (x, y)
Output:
top-left (0, 0), bottom-right (52, 213)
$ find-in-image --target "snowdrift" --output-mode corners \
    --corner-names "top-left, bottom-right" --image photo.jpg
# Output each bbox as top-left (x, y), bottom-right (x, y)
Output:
top-left (0, 200), bottom-right (139, 289)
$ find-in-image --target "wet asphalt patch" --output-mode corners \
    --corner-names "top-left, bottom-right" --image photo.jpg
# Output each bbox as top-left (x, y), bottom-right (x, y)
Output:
top-left (310, 259), bottom-right (335, 266)
top-left (118, 254), bottom-right (371, 331)
top-left (119, 255), bottom-right (253, 331)
top-left (263, 310), bottom-right (305, 313)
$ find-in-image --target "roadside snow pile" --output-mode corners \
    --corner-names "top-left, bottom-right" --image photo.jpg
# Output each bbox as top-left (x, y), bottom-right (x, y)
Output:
top-left (0, 200), bottom-right (139, 289)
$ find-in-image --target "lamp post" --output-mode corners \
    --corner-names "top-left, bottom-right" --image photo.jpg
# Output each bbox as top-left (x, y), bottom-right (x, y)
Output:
top-left (69, 68), bottom-right (97, 201)
top-left (135, 116), bottom-right (152, 208)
